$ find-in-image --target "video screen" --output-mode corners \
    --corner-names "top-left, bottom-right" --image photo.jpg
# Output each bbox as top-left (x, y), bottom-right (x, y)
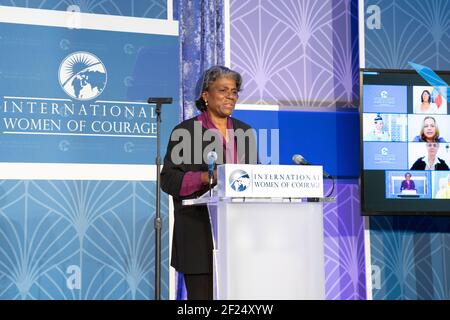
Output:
top-left (361, 70), bottom-right (450, 214)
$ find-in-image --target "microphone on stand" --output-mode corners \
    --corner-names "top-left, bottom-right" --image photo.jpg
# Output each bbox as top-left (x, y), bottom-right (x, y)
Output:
top-left (147, 96), bottom-right (173, 301)
top-left (292, 154), bottom-right (334, 197)
top-left (292, 154), bottom-right (311, 165)
top-left (292, 154), bottom-right (332, 178)
top-left (207, 151), bottom-right (218, 196)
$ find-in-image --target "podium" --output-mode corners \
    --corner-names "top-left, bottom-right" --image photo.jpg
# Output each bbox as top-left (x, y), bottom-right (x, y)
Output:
top-left (183, 164), bottom-right (332, 300)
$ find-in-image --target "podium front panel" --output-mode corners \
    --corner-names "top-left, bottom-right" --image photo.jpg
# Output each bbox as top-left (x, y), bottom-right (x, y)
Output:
top-left (213, 202), bottom-right (325, 300)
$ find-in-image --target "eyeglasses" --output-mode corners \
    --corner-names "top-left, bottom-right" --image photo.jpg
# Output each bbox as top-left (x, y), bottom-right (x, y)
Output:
top-left (212, 88), bottom-right (239, 98)
top-left (427, 143), bottom-right (438, 147)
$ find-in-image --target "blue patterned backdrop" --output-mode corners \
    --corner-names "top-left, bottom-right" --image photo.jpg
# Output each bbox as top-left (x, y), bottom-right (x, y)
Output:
top-left (0, 180), bottom-right (169, 299)
top-left (0, 0), bottom-right (168, 19)
top-left (364, 0), bottom-right (450, 300)
top-left (231, 0), bottom-right (359, 109)
top-left (364, 0), bottom-right (450, 70)
top-left (0, 2), bottom-right (178, 300)
top-left (370, 216), bottom-right (450, 300)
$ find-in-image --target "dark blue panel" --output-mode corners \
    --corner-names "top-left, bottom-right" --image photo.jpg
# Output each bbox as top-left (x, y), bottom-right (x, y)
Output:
top-left (233, 110), bottom-right (279, 129)
top-left (279, 111), bottom-right (360, 178)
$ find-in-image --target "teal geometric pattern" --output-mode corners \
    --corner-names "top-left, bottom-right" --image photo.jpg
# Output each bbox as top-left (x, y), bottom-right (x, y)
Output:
top-left (0, 0), bottom-right (167, 19)
top-left (0, 180), bottom-right (169, 300)
top-left (364, 0), bottom-right (450, 70)
top-left (370, 216), bottom-right (450, 300)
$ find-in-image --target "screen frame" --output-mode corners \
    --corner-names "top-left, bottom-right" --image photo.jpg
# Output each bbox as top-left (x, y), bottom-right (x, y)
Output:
top-left (360, 68), bottom-right (450, 216)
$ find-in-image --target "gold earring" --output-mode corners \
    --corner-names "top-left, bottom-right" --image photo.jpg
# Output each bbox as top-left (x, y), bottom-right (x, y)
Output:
top-left (205, 100), bottom-right (208, 107)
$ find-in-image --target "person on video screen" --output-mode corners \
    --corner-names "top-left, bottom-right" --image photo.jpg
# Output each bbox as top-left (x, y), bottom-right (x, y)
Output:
top-left (412, 116), bottom-right (446, 143)
top-left (410, 142), bottom-right (449, 170)
top-left (415, 89), bottom-right (446, 114)
top-left (417, 90), bottom-right (433, 113)
top-left (435, 174), bottom-right (450, 199)
top-left (400, 172), bottom-right (416, 191)
top-left (365, 114), bottom-right (390, 141)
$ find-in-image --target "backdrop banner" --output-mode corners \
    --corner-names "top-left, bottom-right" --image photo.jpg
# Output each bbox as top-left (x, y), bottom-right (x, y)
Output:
top-left (0, 6), bottom-right (179, 299)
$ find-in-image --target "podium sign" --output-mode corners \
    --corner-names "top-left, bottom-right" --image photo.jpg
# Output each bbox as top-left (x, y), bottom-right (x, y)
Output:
top-left (217, 164), bottom-right (324, 198)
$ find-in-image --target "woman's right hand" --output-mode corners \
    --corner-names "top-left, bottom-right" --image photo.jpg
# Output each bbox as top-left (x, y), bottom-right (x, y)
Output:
top-left (201, 170), bottom-right (217, 185)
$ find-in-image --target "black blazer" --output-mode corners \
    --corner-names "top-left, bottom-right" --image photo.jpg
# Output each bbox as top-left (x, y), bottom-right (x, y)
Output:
top-left (160, 116), bottom-right (257, 274)
top-left (410, 157), bottom-right (449, 170)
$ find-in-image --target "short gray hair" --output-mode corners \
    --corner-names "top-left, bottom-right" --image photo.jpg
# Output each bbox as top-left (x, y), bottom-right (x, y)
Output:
top-left (195, 65), bottom-right (243, 111)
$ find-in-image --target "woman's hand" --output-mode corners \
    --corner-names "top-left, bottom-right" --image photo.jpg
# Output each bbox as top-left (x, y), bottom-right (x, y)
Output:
top-left (201, 170), bottom-right (217, 185)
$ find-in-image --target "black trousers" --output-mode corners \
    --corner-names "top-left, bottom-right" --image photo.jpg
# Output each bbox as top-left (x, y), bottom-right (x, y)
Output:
top-left (184, 273), bottom-right (213, 300)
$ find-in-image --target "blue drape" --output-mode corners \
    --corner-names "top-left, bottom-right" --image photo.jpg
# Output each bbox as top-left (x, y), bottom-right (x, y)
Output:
top-left (175, 0), bottom-right (225, 121)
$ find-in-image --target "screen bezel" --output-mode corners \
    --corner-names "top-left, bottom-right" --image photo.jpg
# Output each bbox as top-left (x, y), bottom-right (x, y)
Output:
top-left (360, 68), bottom-right (450, 216)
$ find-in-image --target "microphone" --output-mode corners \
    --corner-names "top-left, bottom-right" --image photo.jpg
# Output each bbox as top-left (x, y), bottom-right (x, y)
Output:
top-left (292, 154), bottom-right (311, 166)
top-left (147, 97), bottom-right (173, 104)
top-left (292, 153), bottom-right (334, 197)
top-left (292, 154), bottom-right (331, 178)
top-left (207, 151), bottom-right (218, 193)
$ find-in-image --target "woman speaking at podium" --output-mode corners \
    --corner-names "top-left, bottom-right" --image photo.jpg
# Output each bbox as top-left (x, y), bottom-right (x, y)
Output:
top-left (161, 66), bottom-right (257, 300)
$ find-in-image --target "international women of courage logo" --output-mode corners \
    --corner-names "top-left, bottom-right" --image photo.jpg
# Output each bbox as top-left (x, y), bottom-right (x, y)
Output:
top-left (229, 169), bottom-right (251, 192)
top-left (59, 52), bottom-right (107, 101)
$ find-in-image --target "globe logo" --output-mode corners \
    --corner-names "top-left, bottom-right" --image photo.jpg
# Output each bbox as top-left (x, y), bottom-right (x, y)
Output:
top-left (58, 140), bottom-right (70, 152)
top-left (229, 169), bottom-right (251, 192)
top-left (380, 90), bottom-right (388, 99)
top-left (124, 142), bottom-right (135, 153)
top-left (59, 52), bottom-right (107, 101)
